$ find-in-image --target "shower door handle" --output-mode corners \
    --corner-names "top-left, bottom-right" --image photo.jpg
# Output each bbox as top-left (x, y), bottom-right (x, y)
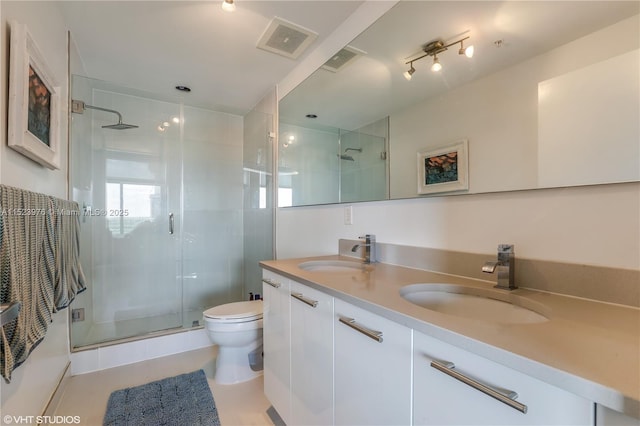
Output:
top-left (169, 213), bottom-right (174, 235)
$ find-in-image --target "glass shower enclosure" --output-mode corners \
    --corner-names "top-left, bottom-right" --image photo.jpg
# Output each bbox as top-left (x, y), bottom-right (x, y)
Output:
top-left (70, 75), bottom-right (266, 348)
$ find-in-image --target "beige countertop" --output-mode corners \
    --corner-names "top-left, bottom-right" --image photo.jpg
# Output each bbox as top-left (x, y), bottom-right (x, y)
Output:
top-left (260, 255), bottom-right (640, 418)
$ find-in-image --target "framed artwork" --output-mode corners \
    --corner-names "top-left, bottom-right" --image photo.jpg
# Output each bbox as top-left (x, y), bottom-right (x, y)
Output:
top-left (417, 139), bottom-right (469, 195)
top-left (8, 20), bottom-right (61, 170)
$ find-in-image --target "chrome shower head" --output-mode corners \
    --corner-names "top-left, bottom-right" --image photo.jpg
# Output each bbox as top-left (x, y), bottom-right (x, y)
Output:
top-left (71, 100), bottom-right (139, 130)
top-left (102, 122), bottom-right (139, 130)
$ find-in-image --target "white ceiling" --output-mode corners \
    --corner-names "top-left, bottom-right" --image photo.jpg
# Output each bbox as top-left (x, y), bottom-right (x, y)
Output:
top-left (59, 0), bottom-right (363, 115)
top-left (279, 1), bottom-right (640, 130)
top-left (59, 1), bottom-right (639, 121)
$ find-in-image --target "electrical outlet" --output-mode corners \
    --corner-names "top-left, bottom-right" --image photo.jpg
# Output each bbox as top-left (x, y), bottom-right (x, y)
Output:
top-left (71, 308), bottom-right (85, 322)
top-left (344, 206), bottom-right (353, 225)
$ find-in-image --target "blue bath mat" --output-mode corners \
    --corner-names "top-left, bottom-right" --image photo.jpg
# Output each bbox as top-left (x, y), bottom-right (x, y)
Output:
top-left (103, 369), bottom-right (221, 426)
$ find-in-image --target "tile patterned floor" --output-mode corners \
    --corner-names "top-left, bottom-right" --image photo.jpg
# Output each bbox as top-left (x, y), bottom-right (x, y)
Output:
top-left (54, 347), bottom-right (273, 426)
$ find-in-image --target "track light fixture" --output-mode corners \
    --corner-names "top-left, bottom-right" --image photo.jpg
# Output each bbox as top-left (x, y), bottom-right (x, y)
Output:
top-left (431, 55), bottom-right (442, 72)
top-left (459, 39), bottom-right (474, 58)
top-left (403, 62), bottom-right (416, 80)
top-left (404, 36), bottom-right (473, 78)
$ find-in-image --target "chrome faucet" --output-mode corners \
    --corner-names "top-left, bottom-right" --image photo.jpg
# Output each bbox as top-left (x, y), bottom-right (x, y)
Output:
top-left (351, 234), bottom-right (376, 264)
top-left (482, 244), bottom-right (516, 290)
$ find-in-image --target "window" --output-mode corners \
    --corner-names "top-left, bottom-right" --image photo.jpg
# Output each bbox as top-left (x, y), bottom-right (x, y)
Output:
top-left (106, 183), bottom-right (161, 235)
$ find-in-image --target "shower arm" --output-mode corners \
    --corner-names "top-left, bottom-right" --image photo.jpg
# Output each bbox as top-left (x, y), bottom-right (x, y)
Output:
top-left (83, 104), bottom-right (124, 124)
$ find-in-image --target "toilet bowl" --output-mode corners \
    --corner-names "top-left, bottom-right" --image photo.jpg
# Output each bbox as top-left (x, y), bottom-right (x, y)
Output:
top-left (204, 300), bottom-right (263, 385)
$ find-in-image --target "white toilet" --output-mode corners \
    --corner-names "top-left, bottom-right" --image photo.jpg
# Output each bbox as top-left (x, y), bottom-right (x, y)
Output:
top-left (203, 300), bottom-right (263, 385)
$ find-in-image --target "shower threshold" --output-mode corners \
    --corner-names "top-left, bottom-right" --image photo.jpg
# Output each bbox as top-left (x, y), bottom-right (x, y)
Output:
top-left (71, 310), bottom-right (204, 352)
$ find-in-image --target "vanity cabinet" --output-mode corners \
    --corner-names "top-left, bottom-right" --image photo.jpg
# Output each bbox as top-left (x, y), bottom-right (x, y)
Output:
top-left (334, 298), bottom-right (412, 425)
top-left (290, 281), bottom-right (334, 425)
top-left (262, 271), bottom-right (291, 425)
top-left (413, 331), bottom-right (594, 425)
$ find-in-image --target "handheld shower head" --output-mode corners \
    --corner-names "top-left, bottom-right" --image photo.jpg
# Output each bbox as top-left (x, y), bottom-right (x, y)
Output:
top-left (338, 154), bottom-right (355, 161)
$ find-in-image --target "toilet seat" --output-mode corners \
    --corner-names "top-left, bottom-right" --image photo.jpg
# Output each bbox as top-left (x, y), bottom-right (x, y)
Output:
top-left (204, 300), bottom-right (262, 323)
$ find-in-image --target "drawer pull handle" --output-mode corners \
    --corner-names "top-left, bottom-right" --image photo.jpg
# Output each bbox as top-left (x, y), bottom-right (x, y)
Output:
top-left (430, 360), bottom-right (527, 414)
top-left (338, 316), bottom-right (383, 343)
top-left (291, 292), bottom-right (318, 308)
top-left (262, 278), bottom-right (281, 288)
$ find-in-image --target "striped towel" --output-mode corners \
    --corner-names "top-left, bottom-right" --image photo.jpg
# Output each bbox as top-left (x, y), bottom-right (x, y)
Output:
top-left (0, 185), bottom-right (87, 382)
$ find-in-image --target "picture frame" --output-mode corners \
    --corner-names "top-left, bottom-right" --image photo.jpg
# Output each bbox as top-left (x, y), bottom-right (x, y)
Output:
top-left (8, 20), bottom-right (61, 170)
top-left (417, 139), bottom-right (469, 195)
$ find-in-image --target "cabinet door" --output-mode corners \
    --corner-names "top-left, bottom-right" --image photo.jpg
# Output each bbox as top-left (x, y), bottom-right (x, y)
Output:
top-left (262, 271), bottom-right (291, 425)
top-left (413, 331), bottom-right (594, 425)
top-left (334, 299), bottom-right (412, 425)
top-left (290, 281), bottom-right (334, 425)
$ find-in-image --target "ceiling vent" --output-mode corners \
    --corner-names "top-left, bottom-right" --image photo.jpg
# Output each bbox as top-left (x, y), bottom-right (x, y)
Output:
top-left (322, 45), bottom-right (367, 73)
top-left (257, 17), bottom-right (318, 60)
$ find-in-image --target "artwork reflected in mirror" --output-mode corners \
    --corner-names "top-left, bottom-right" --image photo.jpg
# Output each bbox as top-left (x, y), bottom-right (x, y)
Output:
top-left (417, 140), bottom-right (468, 195)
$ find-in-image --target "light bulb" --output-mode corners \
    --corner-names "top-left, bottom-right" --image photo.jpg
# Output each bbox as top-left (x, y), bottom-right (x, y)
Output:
top-left (403, 66), bottom-right (415, 81)
top-left (431, 57), bottom-right (442, 72)
top-left (171, 116), bottom-right (181, 124)
top-left (221, 0), bottom-right (236, 12)
top-left (464, 45), bottom-right (474, 58)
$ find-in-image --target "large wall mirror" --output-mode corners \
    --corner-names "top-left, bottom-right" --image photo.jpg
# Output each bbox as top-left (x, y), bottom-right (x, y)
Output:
top-left (279, 1), bottom-right (639, 206)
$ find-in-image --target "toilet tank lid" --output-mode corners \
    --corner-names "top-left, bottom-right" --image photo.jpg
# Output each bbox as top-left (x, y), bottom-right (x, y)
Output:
top-left (204, 300), bottom-right (263, 320)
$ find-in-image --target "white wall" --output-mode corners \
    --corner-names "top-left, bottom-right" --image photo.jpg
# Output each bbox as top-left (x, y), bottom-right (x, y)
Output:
top-left (0, 0), bottom-right (71, 417)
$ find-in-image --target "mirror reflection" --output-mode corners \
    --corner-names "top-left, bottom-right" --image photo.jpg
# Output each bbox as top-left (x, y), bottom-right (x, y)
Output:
top-left (279, 1), bottom-right (639, 206)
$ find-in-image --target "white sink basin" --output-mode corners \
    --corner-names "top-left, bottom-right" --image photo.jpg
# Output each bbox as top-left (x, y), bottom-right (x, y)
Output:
top-left (298, 260), bottom-right (364, 272)
top-left (400, 284), bottom-right (549, 324)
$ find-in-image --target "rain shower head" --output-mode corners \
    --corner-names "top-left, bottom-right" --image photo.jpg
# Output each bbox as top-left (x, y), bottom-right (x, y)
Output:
top-left (71, 100), bottom-right (139, 130)
top-left (102, 122), bottom-right (139, 130)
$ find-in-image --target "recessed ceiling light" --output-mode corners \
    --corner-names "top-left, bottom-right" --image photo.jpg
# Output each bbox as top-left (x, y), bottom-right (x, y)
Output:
top-left (175, 85), bottom-right (191, 92)
top-left (305, 114), bottom-right (318, 119)
top-left (221, 0), bottom-right (236, 12)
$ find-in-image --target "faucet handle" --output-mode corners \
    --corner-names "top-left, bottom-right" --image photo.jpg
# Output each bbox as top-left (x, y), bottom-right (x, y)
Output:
top-left (498, 244), bottom-right (514, 253)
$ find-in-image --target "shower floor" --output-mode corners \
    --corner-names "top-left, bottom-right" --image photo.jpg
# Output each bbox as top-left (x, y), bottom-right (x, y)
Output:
top-left (73, 309), bottom-right (205, 349)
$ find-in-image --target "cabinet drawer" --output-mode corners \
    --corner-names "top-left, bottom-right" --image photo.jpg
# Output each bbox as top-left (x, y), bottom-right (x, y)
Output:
top-left (413, 331), bottom-right (593, 425)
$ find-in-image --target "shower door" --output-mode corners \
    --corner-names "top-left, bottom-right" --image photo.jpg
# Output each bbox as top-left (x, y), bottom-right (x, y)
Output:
top-left (70, 76), bottom-right (183, 346)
